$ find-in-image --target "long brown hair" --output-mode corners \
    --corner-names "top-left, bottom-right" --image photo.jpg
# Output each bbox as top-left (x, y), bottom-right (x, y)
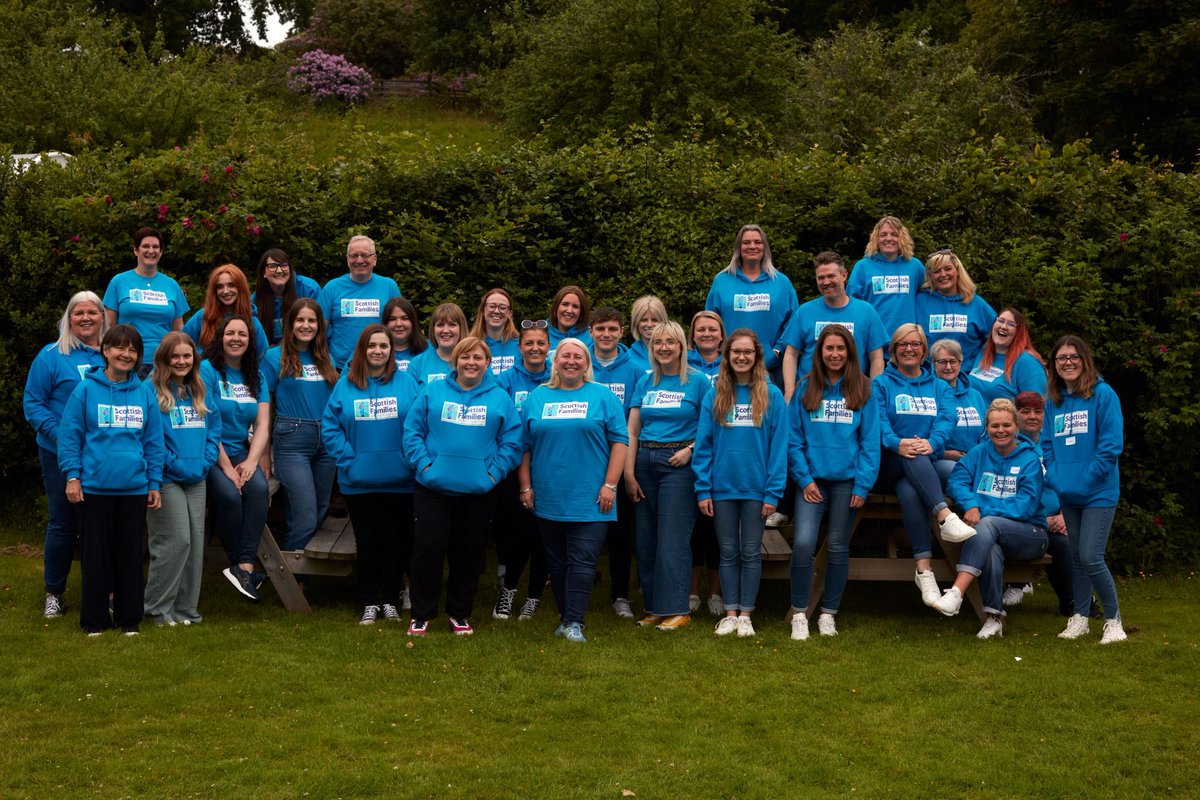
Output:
top-left (151, 331), bottom-right (208, 416)
top-left (346, 324), bottom-right (395, 390)
top-left (279, 298), bottom-right (337, 385)
top-left (254, 248), bottom-right (295, 342)
top-left (207, 315), bottom-right (262, 399)
top-left (383, 297), bottom-right (427, 354)
top-left (199, 264), bottom-right (254, 352)
top-left (549, 285), bottom-right (590, 332)
top-left (1046, 334), bottom-right (1100, 404)
top-left (712, 329), bottom-right (769, 427)
top-left (801, 324), bottom-right (870, 411)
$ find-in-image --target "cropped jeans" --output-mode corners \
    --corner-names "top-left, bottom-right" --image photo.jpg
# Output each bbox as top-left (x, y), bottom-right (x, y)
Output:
top-left (713, 499), bottom-right (765, 612)
top-left (954, 516), bottom-right (1048, 616)
top-left (273, 416), bottom-right (335, 550)
top-left (633, 447), bottom-right (695, 616)
top-left (877, 450), bottom-right (947, 560)
top-left (790, 479), bottom-right (857, 614)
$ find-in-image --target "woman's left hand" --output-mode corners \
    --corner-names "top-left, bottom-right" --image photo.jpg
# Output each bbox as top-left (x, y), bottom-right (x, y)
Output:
top-left (668, 446), bottom-right (693, 467)
top-left (760, 503), bottom-right (776, 519)
top-left (596, 484), bottom-right (615, 514)
top-left (850, 494), bottom-right (866, 509)
top-left (147, 490), bottom-right (162, 510)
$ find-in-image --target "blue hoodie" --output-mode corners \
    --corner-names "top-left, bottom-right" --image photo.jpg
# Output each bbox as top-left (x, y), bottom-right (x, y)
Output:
top-left (407, 348), bottom-right (453, 386)
top-left (262, 347), bottom-right (336, 421)
top-left (1041, 380), bottom-right (1123, 507)
top-left (182, 311), bottom-right (269, 358)
top-left (788, 376), bottom-right (881, 497)
top-left (948, 435), bottom-right (1044, 524)
top-left (873, 362), bottom-right (956, 457)
top-left (403, 372), bottom-right (523, 496)
top-left (592, 343), bottom-right (645, 415)
top-left (158, 386), bottom-right (222, 485)
top-left (496, 359), bottom-right (550, 413)
top-left (846, 253), bottom-right (925, 336)
top-left (693, 382), bottom-right (788, 505)
top-left (200, 360), bottom-right (270, 454)
top-left (705, 269), bottom-right (799, 370)
top-left (944, 373), bottom-right (988, 454)
top-left (631, 369), bottom-right (712, 443)
top-left (394, 346), bottom-right (419, 374)
top-left (57, 367), bottom-right (164, 495)
top-left (779, 295), bottom-right (888, 377)
top-left (521, 382), bottom-right (629, 523)
top-left (969, 350), bottom-right (1048, 406)
top-left (629, 340), bottom-right (651, 370)
top-left (486, 336), bottom-right (521, 376)
top-left (252, 273), bottom-right (322, 344)
top-left (687, 350), bottom-right (722, 386)
top-left (24, 342), bottom-right (106, 451)
top-left (322, 370), bottom-right (420, 494)
top-left (547, 322), bottom-right (593, 355)
top-left (915, 289), bottom-right (996, 369)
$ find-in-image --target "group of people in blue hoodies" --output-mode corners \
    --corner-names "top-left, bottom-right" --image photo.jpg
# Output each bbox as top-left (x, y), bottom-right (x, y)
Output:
top-left (26, 219), bottom-right (1126, 645)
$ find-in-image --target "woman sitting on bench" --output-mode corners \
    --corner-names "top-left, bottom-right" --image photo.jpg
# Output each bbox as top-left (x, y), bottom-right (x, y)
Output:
top-left (933, 398), bottom-right (1047, 638)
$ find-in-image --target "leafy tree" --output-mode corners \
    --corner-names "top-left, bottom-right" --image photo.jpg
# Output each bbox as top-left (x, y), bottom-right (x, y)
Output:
top-left (489, 0), bottom-right (799, 145)
top-left (774, 0), bottom-right (967, 42)
top-left (288, 0), bottom-right (419, 77)
top-left (92, 0), bottom-right (315, 53)
top-left (960, 0), bottom-right (1200, 166)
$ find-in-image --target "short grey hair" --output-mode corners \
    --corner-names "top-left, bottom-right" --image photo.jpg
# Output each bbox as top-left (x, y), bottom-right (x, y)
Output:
top-left (346, 235), bottom-right (376, 255)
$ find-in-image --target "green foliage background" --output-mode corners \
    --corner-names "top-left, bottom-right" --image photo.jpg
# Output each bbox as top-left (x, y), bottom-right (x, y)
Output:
top-left (1, 128), bottom-right (1197, 569)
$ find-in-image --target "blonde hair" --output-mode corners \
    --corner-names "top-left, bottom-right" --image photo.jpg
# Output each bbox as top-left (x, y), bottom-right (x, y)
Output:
top-left (649, 321), bottom-right (692, 386)
top-left (631, 296), bottom-right (668, 342)
top-left (546, 338), bottom-right (595, 388)
top-left (923, 250), bottom-right (977, 303)
top-left (888, 323), bottom-right (929, 365)
top-left (986, 397), bottom-right (1019, 426)
top-left (865, 216), bottom-right (915, 259)
top-left (56, 291), bottom-right (108, 355)
top-left (151, 332), bottom-right (208, 416)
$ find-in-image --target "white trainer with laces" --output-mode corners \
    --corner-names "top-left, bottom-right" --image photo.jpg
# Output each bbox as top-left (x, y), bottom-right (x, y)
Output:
top-left (714, 616), bottom-right (739, 636)
top-left (707, 594), bottom-right (724, 616)
top-left (939, 512), bottom-right (977, 543)
top-left (1058, 614), bottom-right (1090, 640)
top-left (977, 614), bottom-right (1005, 639)
top-left (790, 613), bottom-right (809, 641)
top-left (359, 605), bottom-right (380, 625)
top-left (817, 613), bottom-right (837, 637)
top-left (736, 616), bottom-right (755, 637)
top-left (611, 598), bottom-right (634, 618)
top-left (765, 512), bottom-right (790, 528)
top-left (1002, 586), bottom-right (1025, 606)
top-left (1100, 618), bottom-right (1127, 644)
top-left (915, 569), bottom-right (941, 606)
top-left (933, 586), bottom-right (963, 617)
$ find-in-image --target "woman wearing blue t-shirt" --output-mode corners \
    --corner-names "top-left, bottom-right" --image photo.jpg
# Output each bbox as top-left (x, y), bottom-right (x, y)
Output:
top-left (252, 248), bottom-right (322, 346)
top-left (518, 338), bottom-right (628, 642)
top-left (102, 227), bottom-right (188, 370)
top-left (263, 299), bottom-right (339, 551)
top-left (201, 316), bottom-right (271, 602)
top-left (407, 303), bottom-right (466, 386)
top-left (625, 321), bottom-right (712, 631)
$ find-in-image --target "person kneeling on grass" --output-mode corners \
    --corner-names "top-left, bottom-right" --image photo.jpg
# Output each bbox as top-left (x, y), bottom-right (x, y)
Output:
top-left (933, 399), bottom-right (1047, 638)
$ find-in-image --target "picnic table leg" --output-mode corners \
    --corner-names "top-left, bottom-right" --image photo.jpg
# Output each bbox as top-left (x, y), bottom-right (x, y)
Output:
top-left (257, 524), bottom-right (312, 613)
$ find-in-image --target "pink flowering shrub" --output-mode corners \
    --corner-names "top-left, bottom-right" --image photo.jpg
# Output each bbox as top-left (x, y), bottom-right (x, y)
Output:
top-left (286, 50), bottom-right (374, 105)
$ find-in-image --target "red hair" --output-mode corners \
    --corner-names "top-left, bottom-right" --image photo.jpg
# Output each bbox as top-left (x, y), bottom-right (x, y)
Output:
top-left (977, 307), bottom-right (1044, 382)
top-left (199, 264), bottom-right (254, 352)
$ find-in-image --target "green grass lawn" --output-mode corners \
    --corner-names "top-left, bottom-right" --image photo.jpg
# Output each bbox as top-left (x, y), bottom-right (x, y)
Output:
top-left (253, 95), bottom-right (511, 161)
top-left (2, 508), bottom-right (1197, 799)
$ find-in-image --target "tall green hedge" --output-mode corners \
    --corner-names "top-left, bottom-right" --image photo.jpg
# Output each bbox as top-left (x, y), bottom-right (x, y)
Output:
top-left (2, 131), bottom-right (1196, 569)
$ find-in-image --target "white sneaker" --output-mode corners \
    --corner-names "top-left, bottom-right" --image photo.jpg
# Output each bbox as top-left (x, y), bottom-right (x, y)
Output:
top-left (817, 613), bottom-right (837, 637)
top-left (736, 616), bottom-right (755, 637)
top-left (381, 603), bottom-right (401, 622)
top-left (933, 586), bottom-right (963, 616)
top-left (765, 512), bottom-right (790, 528)
top-left (1058, 614), bottom-right (1090, 640)
top-left (714, 616), bottom-right (740, 636)
top-left (707, 594), bottom-right (724, 616)
top-left (977, 614), bottom-right (1005, 639)
top-left (1100, 618), bottom-right (1127, 644)
top-left (790, 613), bottom-right (810, 641)
top-left (939, 512), bottom-right (977, 543)
top-left (688, 594), bottom-right (701, 612)
top-left (1022, 582), bottom-right (1034, 595)
top-left (1002, 586), bottom-right (1025, 607)
top-left (359, 605), bottom-right (380, 625)
top-left (612, 598), bottom-right (634, 618)
top-left (915, 569), bottom-right (941, 606)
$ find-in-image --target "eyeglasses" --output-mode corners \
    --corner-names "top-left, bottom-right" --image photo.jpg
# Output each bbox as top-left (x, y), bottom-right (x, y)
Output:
top-left (994, 318), bottom-right (1018, 330)
top-left (894, 341), bottom-right (924, 351)
top-left (266, 262), bottom-right (290, 274)
top-left (521, 319), bottom-right (548, 330)
top-left (933, 358), bottom-right (960, 367)
top-left (347, 252), bottom-right (376, 261)
top-left (486, 303), bottom-right (511, 314)
top-left (1054, 354), bottom-right (1082, 365)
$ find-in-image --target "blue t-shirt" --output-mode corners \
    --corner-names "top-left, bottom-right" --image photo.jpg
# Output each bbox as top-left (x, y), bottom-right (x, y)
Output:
top-left (631, 370), bottom-right (711, 442)
top-left (103, 270), bottom-right (190, 364)
top-left (262, 347), bottom-right (335, 420)
top-left (200, 360), bottom-right (269, 453)
top-left (252, 273), bottom-right (322, 344)
top-left (522, 382), bottom-right (629, 522)
top-left (780, 296), bottom-right (887, 377)
top-left (846, 253), bottom-right (925, 337)
top-left (182, 310), bottom-right (269, 358)
top-left (407, 348), bottom-right (452, 386)
top-left (317, 273), bottom-right (402, 369)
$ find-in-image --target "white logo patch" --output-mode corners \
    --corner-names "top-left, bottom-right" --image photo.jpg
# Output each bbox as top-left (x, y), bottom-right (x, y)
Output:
top-left (870, 275), bottom-right (911, 295)
top-left (490, 356), bottom-right (516, 374)
top-left (810, 398), bottom-right (853, 424)
top-left (726, 403), bottom-right (757, 427)
top-left (128, 288), bottom-right (168, 306)
top-left (169, 406), bottom-right (206, 429)
top-left (733, 293), bottom-right (771, 312)
top-left (542, 401), bottom-right (589, 419)
top-left (977, 471), bottom-right (1018, 498)
top-left (219, 381), bottom-right (256, 404)
top-left (971, 365), bottom-right (1003, 383)
top-left (1054, 411), bottom-right (1089, 437)
top-left (604, 383), bottom-right (626, 402)
top-left (353, 397), bottom-right (398, 420)
top-left (97, 404), bottom-right (144, 429)
top-left (927, 314), bottom-right (968, 334)
top-left (956, 406), bottom-right (982, 428)
top-left (894, 394), bottom-right (937, 415)
top-left (440, 401), bottom-right (487, 426)
top-left (644, 390), bottom-right (685, 409)
top-left (339, 298), bottom-right (381, 318)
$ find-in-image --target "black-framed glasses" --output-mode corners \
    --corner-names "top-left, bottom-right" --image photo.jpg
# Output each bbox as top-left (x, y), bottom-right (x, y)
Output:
top-left (1054, 354), bottom-right (1082, 365)
top-left (933, 358), bottom-right (960, 367)
top-left (266, 261), bottom-right (290, 274)
top-left (521, 319), bottom-right (549, 330)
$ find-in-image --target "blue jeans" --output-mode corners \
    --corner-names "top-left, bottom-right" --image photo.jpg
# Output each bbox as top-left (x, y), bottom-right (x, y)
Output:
top-left (713, 500), bottom-right (765, 612)
top-left (634, 447), bottom-right (696, 616)
top-left (273, 417), bottom-right (335, 550)
top-left (538, 519), bottom-right (608, 625)
top-left (790, 479), bottom-right (857, 613)
top-left (206, 447), bottom-right (269, 566)
top-left (877, 450), bottom-right (947, 560)
top-left (1062, 506), bottom-right (1120, 620)
top-left (955, 516), bottom-right (1048, 615)
top-left (39, 445), bottom-right (77, 594)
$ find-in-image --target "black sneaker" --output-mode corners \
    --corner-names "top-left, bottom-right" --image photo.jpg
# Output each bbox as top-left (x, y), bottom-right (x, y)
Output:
top-left (492, 587), bottom-right (516, 620)
top-left (222, 567), bottom-right (260, 602)
top-left (43, 592), bottom-right (65, 619)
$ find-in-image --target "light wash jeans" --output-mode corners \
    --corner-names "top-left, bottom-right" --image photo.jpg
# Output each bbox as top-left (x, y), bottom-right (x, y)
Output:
top-left (273, 416), bottom-right (335, 550)
top-left (713, 499), bottom-right (766, 612)
top-left (1062, 505), bottom-right (1120, 620)
top-left (955, 516), bottom-right (1048, 615)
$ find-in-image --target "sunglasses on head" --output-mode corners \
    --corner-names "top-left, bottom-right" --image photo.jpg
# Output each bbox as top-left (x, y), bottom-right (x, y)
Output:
top-left (521, 319), bottom-right (549, 330)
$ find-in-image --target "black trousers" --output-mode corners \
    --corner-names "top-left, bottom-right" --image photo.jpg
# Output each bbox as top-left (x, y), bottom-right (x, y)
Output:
top-left (345, 491), bottom-right (412, 607)
top-left (499, 475), bottom-right (548, 599)
top-left (410, 485), bottom-right (498, 622)
top-left (77, 493), bottom-right (146, 633)
top-left (606, 477), bottom-right (634, 601)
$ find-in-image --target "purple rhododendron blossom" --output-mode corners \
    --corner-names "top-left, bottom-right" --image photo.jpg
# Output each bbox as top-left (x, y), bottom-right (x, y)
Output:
top-left (287, 50), bottom-right (373, 104)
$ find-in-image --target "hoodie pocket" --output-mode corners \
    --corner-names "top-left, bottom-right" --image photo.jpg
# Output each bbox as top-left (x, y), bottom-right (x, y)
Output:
top-left (421, 453), bottom-right (494, 495)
